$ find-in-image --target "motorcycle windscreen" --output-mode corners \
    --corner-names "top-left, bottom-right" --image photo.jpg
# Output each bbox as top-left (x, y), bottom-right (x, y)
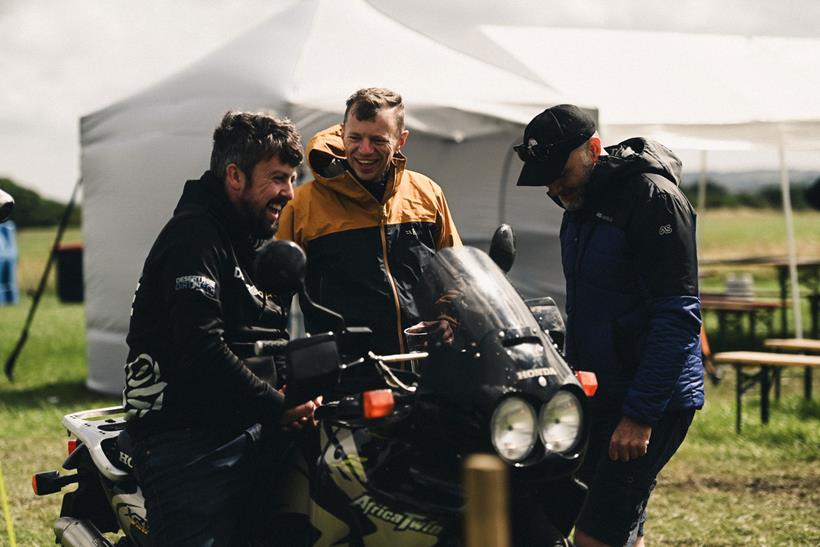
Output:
top-left (415, 246), bottom-right (542, 348)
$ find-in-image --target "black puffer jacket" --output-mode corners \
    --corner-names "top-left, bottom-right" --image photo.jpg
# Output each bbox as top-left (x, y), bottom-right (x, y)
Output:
top-left (560, 138), bottom-right (704, 426)
top-left (123, 171), bottom-right (288, 436)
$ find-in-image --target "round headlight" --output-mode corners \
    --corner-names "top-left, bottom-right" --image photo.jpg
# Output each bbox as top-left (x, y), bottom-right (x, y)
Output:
top-left (490, 397), bottom-right (537, 462)
top-left (538, 390), bottom-right (582, 454)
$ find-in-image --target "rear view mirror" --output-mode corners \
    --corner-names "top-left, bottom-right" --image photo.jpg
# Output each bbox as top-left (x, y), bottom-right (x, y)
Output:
top-left (256, 239), bottom-right (346, 333)
top-left (254, 240), bottom-right (306, 294)
top-left (489, 224), bottom-right (516, 273)
top-left (526, 297), bottom-right (566, 351)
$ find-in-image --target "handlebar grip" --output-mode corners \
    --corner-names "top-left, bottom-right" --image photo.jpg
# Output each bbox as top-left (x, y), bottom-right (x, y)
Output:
top-left (254, 339), bottom-right (289, 356)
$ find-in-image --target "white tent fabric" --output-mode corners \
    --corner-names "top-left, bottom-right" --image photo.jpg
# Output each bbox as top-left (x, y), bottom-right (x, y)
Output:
top-left (480, 26), bottom-right (820, 151)
top-left (80, 0), bottom-right (571, 394)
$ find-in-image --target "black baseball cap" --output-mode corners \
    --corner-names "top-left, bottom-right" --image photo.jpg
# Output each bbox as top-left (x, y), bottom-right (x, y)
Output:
top-left (515, 104), bottom-right (596, 187)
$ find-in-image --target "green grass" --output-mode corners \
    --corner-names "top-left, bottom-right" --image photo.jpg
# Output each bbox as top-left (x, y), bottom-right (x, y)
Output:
top-left (698, 209), bottom-right (820, 265)
top-left (1, 226), bottom-right (116, 546)
top-left (1, 296), bottom-right (118, 546)
top-left (2, 213), bottom-right (820, 545)
top-left (12, 227), bottom-right (82, 295)
top-left (649, 377), bottom-right (820, 545)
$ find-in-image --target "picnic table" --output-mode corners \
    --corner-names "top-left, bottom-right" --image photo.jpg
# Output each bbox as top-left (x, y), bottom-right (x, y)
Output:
top-left (763, 338), bottom-right (820, 399)
top-left (700, 294), bottom-right (783, 346)
top-left (713, 350), bottom-right (820, 433)
top-left (700, 256), bottom-right (820, 338)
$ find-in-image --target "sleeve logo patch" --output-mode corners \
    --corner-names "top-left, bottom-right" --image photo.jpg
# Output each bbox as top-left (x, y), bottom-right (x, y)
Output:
top-left (658, 224), bottom-right (673, 235)
top-left (175, 275), bottom-right (217, 297)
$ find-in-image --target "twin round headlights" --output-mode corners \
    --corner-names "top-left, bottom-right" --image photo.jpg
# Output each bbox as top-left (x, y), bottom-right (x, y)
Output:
top-left (490, 391), bottom-right (582, 463)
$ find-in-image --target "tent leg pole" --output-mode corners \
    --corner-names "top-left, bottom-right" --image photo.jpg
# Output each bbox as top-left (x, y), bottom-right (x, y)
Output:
top-left (778, 132), bottom-right (803, 338)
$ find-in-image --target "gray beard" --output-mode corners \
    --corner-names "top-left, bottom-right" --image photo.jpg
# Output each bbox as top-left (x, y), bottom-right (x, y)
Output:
top-left (560, 192), bottom-right (585, 211)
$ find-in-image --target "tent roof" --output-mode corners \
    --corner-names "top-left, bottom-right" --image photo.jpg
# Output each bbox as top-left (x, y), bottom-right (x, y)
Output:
top-left (479, 26), bottom-right (820, 151)
top-left (82, 0), bottom-right (567, 146)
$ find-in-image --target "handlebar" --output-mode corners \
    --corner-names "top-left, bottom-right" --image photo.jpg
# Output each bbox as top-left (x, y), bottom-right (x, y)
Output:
top-left (254, 339), bottom-right (289, 356)
top-left (374, 351), bottom-right (429, 364)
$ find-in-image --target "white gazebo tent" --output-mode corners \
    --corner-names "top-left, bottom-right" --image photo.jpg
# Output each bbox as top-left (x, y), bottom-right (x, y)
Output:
top-left (80, 0), bottom-right (574, 394)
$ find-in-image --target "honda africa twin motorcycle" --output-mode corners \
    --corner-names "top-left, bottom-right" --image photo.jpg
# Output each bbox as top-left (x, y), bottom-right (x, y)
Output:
top-left (33, 226), bottom-right (598, 546)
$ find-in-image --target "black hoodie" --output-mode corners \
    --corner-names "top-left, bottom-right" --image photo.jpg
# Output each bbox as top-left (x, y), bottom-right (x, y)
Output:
top-left (123, 171), bottom-right (288, 436)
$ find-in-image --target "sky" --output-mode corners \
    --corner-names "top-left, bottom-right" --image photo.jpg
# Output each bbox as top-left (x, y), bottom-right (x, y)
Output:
top-left (1, 0), bottom-right (819, 201)
top-left (0, 0), bottom-right (286, 200)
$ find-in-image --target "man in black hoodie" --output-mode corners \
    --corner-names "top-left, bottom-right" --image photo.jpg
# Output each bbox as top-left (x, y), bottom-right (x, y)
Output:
top-left (123, 112), bottom-right (317, 545)
top-left (515, 105), bottom-right (704, 547)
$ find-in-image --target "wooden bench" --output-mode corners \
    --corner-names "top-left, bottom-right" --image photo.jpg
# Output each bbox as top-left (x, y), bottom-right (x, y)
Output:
top-left (713, 351), bottom-right (820, 432)
top-left (764, 338), bottom-right (820, 399)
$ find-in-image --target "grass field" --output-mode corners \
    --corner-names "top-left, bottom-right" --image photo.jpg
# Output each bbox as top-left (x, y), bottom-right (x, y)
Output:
top-left (1, 212), bottom-right (819, 545)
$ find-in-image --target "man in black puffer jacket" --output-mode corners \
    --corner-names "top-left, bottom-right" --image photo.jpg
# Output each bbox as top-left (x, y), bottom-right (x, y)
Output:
top-left (123, 112), bottom-right (317, 546)
top-left (515, 105), bottom-right (704, 547)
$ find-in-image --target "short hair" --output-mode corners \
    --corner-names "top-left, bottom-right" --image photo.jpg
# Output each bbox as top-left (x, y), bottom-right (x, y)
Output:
top-left (210, 111), bottom-right (303, 180)
top-left (343, 88), bottom-right (405, 133)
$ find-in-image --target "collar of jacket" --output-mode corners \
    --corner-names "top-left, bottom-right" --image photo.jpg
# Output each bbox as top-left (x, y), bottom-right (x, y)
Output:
top-left (175, 170), bottom-right (265, 256)
top-left (305, 124), bottom-right (408, 204)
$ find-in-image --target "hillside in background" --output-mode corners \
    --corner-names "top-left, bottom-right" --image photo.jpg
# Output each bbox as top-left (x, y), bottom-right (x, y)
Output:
top-left (0, 177), bottom-right (81, 227)
top-left (681, 169), bottom-right (819, 192)
top-left (679, 170), bottom-right (820, 210)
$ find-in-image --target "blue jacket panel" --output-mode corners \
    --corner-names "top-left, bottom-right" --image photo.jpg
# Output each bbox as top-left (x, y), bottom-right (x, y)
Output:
top-left (561, 138), bottom-right (705, 425)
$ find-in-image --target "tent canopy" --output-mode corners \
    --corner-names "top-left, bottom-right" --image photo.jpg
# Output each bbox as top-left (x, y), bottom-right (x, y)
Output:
top-left (80, 0), bottom-right (571, 394)
top-left (480, 26), bottom-right (820, 151)
top-left (83, 0), bottom-right (564, 146)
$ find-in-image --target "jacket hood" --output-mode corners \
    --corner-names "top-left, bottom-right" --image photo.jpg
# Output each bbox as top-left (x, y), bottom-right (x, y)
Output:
top-left (596, 137), bottom-right (682, 187)
top-left (174, 170), bottom-right (262, 251)
top-left (174, 170), bottom-right (226, 216)
top-left (306, 124), bottom-right (408, 203)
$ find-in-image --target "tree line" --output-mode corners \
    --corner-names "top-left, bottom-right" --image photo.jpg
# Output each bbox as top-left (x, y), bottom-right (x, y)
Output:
top-left (0, 178), bottom-right (81, 227)
top-left (680, 180), bottom-right (818, 210)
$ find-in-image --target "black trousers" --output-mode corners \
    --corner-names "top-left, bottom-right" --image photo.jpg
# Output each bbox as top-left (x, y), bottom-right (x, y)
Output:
top-left (575, 408), bottom-right (695, 547)
top-left (132, 423), bottom-right (290, 547)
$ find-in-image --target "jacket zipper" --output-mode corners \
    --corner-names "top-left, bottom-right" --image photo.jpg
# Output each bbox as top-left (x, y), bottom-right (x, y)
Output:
top-left (379, 214), bottom-right (405, 354)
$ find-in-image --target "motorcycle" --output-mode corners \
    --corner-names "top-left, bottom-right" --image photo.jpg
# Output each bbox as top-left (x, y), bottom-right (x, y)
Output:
top-left (33, 226), bottom-right (598, 546)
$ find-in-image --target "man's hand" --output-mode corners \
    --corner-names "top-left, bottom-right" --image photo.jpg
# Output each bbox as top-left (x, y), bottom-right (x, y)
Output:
top-left (608, 416), bottom-right (652, 462)
top-left (279, 395), bottom-right (323, 431)
top-left (412, 318), bottom-right (454, 346)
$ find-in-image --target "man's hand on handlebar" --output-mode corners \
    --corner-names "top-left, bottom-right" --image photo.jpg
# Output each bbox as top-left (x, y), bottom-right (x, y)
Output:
top-left (279, 392), bottom-right (323, 431)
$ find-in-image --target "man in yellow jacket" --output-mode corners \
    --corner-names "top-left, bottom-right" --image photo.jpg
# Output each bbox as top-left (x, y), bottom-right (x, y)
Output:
top-left (276, 87), bottom-right (460, 354)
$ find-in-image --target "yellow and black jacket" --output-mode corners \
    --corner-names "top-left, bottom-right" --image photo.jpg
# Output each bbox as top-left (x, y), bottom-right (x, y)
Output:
top-left (276, 125), bottom-right (461, 354)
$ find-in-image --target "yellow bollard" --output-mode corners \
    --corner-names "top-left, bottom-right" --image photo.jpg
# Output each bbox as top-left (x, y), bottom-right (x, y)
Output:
top-left (0, 462), bottom-right (17, 547)
top-left (463, 453), bottom-right (510, 547)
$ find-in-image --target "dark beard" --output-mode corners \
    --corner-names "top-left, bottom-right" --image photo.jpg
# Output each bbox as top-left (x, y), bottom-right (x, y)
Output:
top-left (239, 199), bottom-right (276, 240)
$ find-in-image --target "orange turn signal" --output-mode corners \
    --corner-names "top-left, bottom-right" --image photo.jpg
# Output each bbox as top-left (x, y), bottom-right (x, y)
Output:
top-left (575, 371), bottom-right (598, 397)
top-left (363, 389), bottom-right (395, 419)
